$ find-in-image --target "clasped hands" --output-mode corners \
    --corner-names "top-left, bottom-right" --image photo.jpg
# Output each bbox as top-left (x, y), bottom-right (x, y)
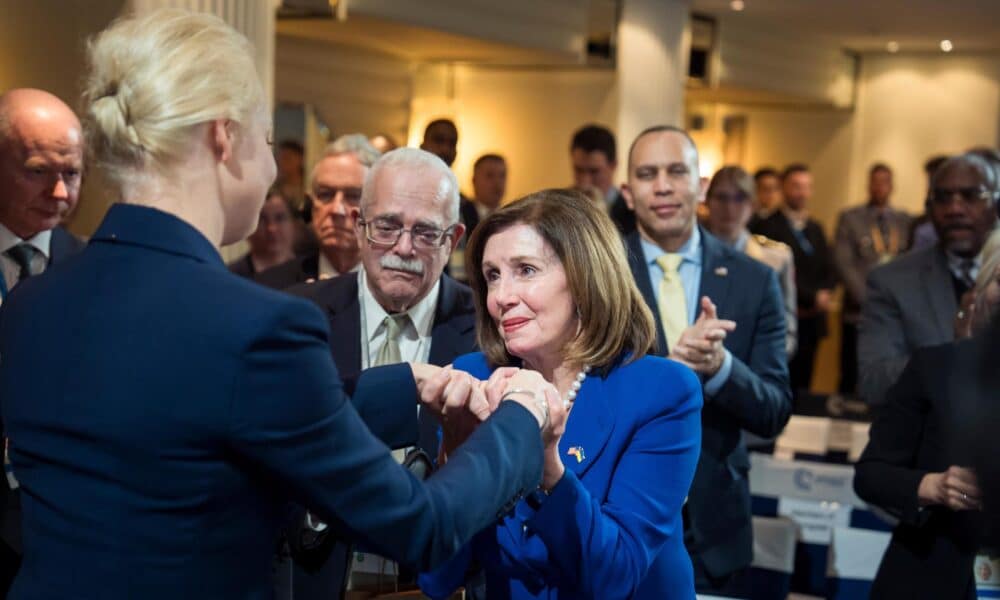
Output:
top-left (668, 296), bottom-right (736, 376)
top-left (410, 364), bottom-right (568, 490)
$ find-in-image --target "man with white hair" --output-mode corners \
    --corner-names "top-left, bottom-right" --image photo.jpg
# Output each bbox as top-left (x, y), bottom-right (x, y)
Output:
top-left (284, 147), bottom-right (477, 598)
top-left (256, 134), bottom-right (379, 289)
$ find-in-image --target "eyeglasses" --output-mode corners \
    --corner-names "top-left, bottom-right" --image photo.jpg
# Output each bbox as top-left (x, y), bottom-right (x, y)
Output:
top-left (358, 216), bottom-right (458, 249)
top-left (929, 186), bottom-right (994, 207)
top-left (311, 186), bottom-right (362, 206)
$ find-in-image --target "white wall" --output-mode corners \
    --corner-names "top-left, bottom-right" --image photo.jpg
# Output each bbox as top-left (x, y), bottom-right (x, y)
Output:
top-left (410, 66), bottom-right (619, 202)
top-left (275, 35), bottom-right (413, 144)
top-left (849, 53), bottom-right (1000, 215)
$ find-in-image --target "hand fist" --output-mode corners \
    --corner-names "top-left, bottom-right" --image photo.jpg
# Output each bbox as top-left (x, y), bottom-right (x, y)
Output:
top-left (668, 297), bottom-right (735, 375)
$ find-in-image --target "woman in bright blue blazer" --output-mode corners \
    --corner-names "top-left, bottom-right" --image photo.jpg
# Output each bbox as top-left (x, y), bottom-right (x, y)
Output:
top-left (420, 190), bottom-right (703, 599)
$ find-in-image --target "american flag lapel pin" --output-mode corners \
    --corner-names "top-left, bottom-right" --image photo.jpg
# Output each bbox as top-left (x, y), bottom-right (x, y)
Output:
top-left (714, 266), bottom-right (728, 277)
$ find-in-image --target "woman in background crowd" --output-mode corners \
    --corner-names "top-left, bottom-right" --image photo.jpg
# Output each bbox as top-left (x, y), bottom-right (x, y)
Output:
top-left (228, 186), bottom-right (296, 277)
top-left (854, 227), bottom-right (1000, 599)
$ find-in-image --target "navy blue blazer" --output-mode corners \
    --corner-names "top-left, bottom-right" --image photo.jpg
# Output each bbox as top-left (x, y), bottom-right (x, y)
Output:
top-left (625, 228), bottom-right (791, 578)
top-left (420, 352), bottom-right (703, 600)
top-left (0, 204), bottom-right (543, 599)
top-left (0, 225), bottom-right (84, 588)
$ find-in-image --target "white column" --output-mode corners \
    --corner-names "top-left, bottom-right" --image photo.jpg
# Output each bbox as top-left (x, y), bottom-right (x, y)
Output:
top-left (128, 0), bottom-right (278, 261)
top-left (616, 0), bottom-right (691, 172)
top-left (128, 0), bottom-right (278, 111)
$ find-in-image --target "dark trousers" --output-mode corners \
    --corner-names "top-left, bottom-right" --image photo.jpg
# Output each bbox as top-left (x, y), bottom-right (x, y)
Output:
top-left (692, 552), bottom-right (748, 597)
top-left (839, 320), bottom-right (858, 396)
top-left (791, 316), bottom-right (823, 399)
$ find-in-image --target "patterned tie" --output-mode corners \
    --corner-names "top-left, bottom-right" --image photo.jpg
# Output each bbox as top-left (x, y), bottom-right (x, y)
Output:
top-left (655, 254), bottom-right (688, 351)
top-left (374, 313), bottom-right (409, 366)
top-left (5, 243), bottom-right (37, 282)
top-left (958, 259), bottom-right (976, 289)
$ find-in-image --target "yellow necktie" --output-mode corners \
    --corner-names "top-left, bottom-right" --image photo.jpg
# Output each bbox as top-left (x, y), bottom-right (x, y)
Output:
top-left (655, 254), bottom-right (687, 351)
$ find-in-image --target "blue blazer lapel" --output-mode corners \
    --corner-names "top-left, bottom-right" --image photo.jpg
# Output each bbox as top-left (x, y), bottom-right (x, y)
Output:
top-left (697, 228), bottom-right (733, 320)
top-left (626, 232), bottom-right (667, 355)
top-left (560, 374), bottom-right (615, 479)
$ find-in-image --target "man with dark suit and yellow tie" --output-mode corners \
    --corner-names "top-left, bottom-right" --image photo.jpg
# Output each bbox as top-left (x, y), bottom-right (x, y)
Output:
top-left (620, 125), bottom-right (792, 594)
top-left (0, 87), bottom-right (85, 594)
top-left (284, 147), bottom-right (478, 599)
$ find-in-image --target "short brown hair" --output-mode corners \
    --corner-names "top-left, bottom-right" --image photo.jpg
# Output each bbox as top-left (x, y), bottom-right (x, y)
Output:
top-left (465, 188), bottom-right (656, 372)
top-left (707, 166), bottom-right (754, 201)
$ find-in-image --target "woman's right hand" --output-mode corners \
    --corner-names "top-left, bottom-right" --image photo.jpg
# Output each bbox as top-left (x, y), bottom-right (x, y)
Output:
top-left (918, 466), bottom-right (982, 511)
top-left (498, 370), bottom-right (568, 489)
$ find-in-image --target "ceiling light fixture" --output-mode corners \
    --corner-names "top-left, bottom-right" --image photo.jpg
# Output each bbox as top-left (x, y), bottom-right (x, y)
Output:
top-left (730, 0), bottom-right (745, 11)
top-left (940, 39), bottom-right (953, 52)
top-left (887, 41), bottom-right (899, 53)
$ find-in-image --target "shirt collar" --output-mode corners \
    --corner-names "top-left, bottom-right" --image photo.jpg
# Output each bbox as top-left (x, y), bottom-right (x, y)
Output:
top-left (945, 250), bottom-right (981, 278)
top-left (733, 229), bottom-right (750, 252)
top-left (0, 221), bottom-right (51, 260)
top-left (359, 267), bottom-right (441, 343)
top-left (781, 206), bottom-right (809, 230)
top-left (318, 253), bottom-right (359, 280)
top-left (640, 226), bottom-right (702, 267)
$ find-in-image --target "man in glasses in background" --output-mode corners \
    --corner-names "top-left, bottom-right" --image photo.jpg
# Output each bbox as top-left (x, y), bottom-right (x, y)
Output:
top-left (858, 152), bottom-right (999, 408)
top-left (256, 134), bottom-right (380, 289)
top-left (283, 147), bottom-right (478, 599)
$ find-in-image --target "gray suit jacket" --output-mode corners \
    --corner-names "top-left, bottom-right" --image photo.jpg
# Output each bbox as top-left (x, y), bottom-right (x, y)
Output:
top-left (857, 245), bottom-right (955, 407)
top-left (834, 205), bottom-right (912, 320)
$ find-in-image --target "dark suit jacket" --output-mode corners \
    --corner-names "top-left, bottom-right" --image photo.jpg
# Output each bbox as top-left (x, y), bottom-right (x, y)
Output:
top-left (751, 211), bottom-right (836, 336)
top-left (0, 203), bottom-right (542, 599)
top-left (284, 272), bottom-right (477, 599)
top-left (459, 196), bottom-right (480, 236)
top-left (610, 191), bottom-right (636, 236)
top-left (0, 225), bottom-right (83, 585)
top-left (227, 253), bottom-right (255, 278)
top-left (288, 272), bottom-right (478, 456)
top-left (854, 340), bottom-right (984, 599)
top-left (625, 229), bottom-right (791, 578)
top-left (254, 253), bottom-right (320, 290)
top-left (857, 245), bottom-right (957, 407)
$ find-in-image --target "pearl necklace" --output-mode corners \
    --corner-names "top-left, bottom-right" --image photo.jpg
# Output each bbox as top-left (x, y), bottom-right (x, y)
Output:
top-left (564, 365), bottom-right (591, 408)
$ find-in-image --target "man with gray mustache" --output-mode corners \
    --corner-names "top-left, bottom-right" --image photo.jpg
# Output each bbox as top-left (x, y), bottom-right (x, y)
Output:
top-left (285, 147), bottom-right (478, 599)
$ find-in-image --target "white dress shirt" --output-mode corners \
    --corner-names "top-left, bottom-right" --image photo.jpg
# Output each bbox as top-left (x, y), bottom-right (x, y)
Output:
top-left (358, 268), bottom-right (440, 370)
top-left (317, 253), bottom-right (360, 281)
top-left (0, 222), bottom-right (51, 304)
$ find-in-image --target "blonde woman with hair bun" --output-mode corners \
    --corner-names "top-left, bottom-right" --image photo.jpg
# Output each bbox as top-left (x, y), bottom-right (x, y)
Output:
top-left (0, 9), bottom-right (560, 599)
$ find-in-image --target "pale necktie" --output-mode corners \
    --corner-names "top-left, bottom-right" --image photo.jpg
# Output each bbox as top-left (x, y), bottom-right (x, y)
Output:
top-left (655, 254), bottom-right (688, 351)
top-left (374, 313), bottom-right (409, 367)
top-left (375, 313), bottom-right (411, 465)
